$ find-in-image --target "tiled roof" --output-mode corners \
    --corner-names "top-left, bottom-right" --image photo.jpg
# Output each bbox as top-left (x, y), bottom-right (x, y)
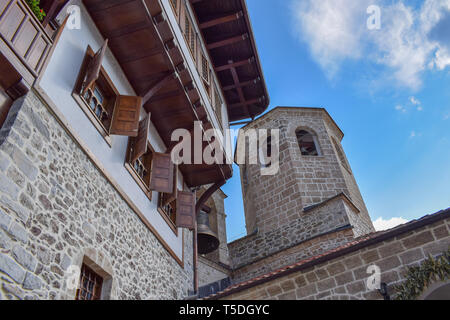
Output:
top-left (205, 207), bottom-right (450, 300)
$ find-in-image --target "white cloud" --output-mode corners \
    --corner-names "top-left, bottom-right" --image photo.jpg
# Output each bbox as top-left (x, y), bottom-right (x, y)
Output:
top-left (291, 0), bottom-right (450, 90)
top-left (291, 0), bottom-right (372, 78)
top-left (410, 96), bottom-right (421, 105)
top-left (373, 217), bottom-right (409, 231)
top-left (395, 105), bottom-right (406, 113)
top-left (410, 96), bottom-right (424, 111)
top-left (395, 96), bottom-right (424, 113)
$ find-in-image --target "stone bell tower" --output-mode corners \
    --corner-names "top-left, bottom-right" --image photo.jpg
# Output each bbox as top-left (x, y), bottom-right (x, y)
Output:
top-left (238, 107), bottom-right (374, 238)
top-left (228, 107), bottom-right (375, 282)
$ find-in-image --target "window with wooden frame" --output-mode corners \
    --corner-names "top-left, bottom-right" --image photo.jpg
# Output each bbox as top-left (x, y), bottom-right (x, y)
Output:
top-left (125, 113), bottom-right (154, 199)
top-left (159, 193), bottom-right (177, 229)
top-left (213, 83), bottom-right (223, 129)
top-left (183, 9), bottom-right (196, 59)
top-left (72, 41), bottom-right (142, 145)
top-left (201, 54), bottom-right (209, 84)
top-left (75, 264), bottom-right (103, 301)
top-left (158, 164), bottom-right (179, 233)
top-left (170, 0), bottom-right (178, 15)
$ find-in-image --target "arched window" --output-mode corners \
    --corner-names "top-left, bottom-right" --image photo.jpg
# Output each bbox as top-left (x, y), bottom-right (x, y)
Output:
top-left (296, 129), bottom-right (320, 156)
top-left (259, 135), bottom-right (272, 167)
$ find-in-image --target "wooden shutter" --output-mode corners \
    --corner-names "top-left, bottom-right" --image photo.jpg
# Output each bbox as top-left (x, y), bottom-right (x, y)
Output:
top-left (110, 95), bottom-right (142, 137)
top-left (149, 153), bottom-right (174, 193)
top-left (82, 39), bottom-right (108, 95)
top-left (176, 191), bottom-right (196, 230)
top-left (130, 113), bottom-right (151, 163)
top-left (162, 165), bottom-right (178, 206)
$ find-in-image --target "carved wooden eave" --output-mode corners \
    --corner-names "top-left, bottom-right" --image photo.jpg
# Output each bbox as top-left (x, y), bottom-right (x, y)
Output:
top-left (189, 0), bottom-right (270, 122)
top-left (82, 0), bottom-right (232, 187)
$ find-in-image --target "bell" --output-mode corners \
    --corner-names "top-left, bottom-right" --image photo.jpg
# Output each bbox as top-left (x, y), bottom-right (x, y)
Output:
top-left (197, 210), bottom-right (220, 255)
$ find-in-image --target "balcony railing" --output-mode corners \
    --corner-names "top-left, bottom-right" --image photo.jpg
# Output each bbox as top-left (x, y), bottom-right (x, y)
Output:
top-left (0, 0), bottom-right (54, 78)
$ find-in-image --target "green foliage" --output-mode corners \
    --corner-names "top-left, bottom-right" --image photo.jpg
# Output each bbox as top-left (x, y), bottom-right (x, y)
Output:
top-left (25, 0), bottom-right (46, 22)
top-left (394, 248), bottom-right (450, 300)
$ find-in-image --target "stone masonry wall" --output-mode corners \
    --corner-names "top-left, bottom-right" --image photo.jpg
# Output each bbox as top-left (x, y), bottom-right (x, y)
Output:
top-left (222, 217), bottom-right (450, 300)
top-left (198, 257), bottom-right (230, 288)
top-left (229, 197), bottom-right (354, 279)
top-left (231, 228), bottom-right (354, 285)
top-left (324, 118), bottom-right (373, 237)
top-left (0, 91), bottom-right (193, 300)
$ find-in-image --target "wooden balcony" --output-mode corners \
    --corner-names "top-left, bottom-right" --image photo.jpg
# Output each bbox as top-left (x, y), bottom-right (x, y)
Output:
top-left (0, 0), bottom-right (54, 83)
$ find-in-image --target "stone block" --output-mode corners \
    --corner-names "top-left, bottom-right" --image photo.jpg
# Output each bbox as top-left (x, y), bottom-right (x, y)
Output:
top-left (280, 279), bottom-right (295, 292)
top-left (258, 283), bottom-right (280, 298)
top-left (2, 142), bottom-right (38, 181)
top-left (422, 239), bottom-right (450, 257)
top-left (23, 272), bottom-right (43, 290)
top-left (343, 254), bottom-right (363, 270)
top-left (377, 256), bottom-right (401, 271)
top-left (0, 254), bottom-right (26, 284)
top-left (294, 274), bottom-right (307, 287)
top-left (0, 228), bottom-right (11, 250)
top-left (296, 283), bottom-right (317, 298)
top-left (317, 277), bottom-right (336, 292)
top-left (378, 241), bottom-right (404, 258)
top-left (402, 231), bottom-right (435, 249)
top-left (336, 271), bottom-right (354, 286)
top-left (0, 209), bottom-right (11, 231)
top-left (8, 222), bottom-right (28, 244)
top-left (0, 152), bottom-right (10, 171)
top-left (1, 195), bottom-right (30, 223)
top-left (0, 172), bottom-right (20, 200)
top-left (327, 261), bottom-right (346, 275)
top-left (399, 248), bottom-right (424, 265)
top-left (278, 291), bottom-right (296, 300)
top-left (361, 249), bottom-right (380, 264)
top-left (432, 225), bottom-right (449, 240)
top-left (12, 245), bottom-right (37, 272)
top-left (346, 281), bottom-right (365, 295)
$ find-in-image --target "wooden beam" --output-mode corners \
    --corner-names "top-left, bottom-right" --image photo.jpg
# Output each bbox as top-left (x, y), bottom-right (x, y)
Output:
top-left (195, 180), bottom-right (226, 215)
top-left (229, 97), bottom-right (264, 108)
top-left (141, 72), bottom-right (176, 104)
top-left (199, 11), bottom-right (243, 29)
top-left (215, 57), bottom-right (254, 72)
top-left (207, 33), bottom-right (249, 50)
top-left (104, 20), bottom-right (151, 39)
top-left (229, 65), bottom-right (249, 117)
top-left (223, 77), bottom-right (260, 91)
top-left (145, 89), bottom-right (180, 104)
top-left (230, 67), bottom-right (245, 101)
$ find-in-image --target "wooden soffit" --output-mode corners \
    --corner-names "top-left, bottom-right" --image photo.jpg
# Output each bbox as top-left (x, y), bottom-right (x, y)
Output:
top-left (189, 0), bottom-right (270, 122)
top-left (82, 0), bottom-right (232, 187)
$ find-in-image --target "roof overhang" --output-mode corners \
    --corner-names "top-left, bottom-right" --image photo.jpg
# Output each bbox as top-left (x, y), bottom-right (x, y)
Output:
top-left (82, 0), bottom-right (232, 187)
top-left (189, 0), bottom-right (270, 122)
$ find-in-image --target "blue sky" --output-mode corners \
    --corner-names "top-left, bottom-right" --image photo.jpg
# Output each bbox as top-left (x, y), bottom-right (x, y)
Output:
top-left (223, 0), bottom-right (450, 242)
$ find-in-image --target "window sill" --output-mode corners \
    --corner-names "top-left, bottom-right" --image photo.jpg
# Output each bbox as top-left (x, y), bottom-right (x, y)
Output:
top-left (157, 207), bottom-right (179, 236)
top-left (71, 92), bottom-right (113, 148)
